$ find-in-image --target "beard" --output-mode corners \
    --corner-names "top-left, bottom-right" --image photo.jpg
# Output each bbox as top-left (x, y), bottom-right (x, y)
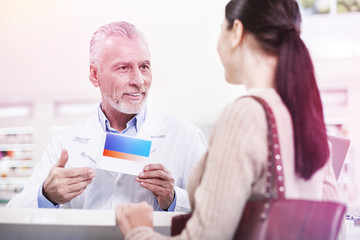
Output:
top-left (104, 92), bottom-right (147, 114)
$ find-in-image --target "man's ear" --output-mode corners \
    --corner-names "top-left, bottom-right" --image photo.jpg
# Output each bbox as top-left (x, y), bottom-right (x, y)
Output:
top-left (231, 19), bottom-right (244, 48)
top-left (89, 65), bottom-right (100, 87)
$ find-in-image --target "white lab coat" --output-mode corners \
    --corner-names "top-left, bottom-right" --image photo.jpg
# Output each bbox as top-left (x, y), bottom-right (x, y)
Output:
top-left (7, 107), bottom-right (207, 212)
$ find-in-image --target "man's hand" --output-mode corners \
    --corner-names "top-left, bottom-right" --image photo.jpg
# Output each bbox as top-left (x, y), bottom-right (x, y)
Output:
top-left (116, 202), bottom-right (153, 236)
top-left (136, 164), bottom-right (175, 210)
top-left (43, 149), bottom-right (96, 205)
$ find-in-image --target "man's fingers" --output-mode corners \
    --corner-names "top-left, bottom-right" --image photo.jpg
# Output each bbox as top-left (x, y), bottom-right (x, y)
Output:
top-left (61, 167), bottom-right (95, 178)
top-left (64, 186), bottom-right (88, 201)
top-left (55, 149), bottom-right (69, 168)
top-left (61, 169), bottom-right (95, 187)
top-left (143, 164), bottom-right (170, 174)
top-left (136, 177), bottom-right (173, 188)
top-left (44, 175), bottom-right (92, 204)
top-left (139, 182), bottom-right (171, 196)
top-left (44, 154), bottom-right (95, 204)
top-left (53, 150), bottom-right (95, 179)
top-left (138, 169), bottom-right (172, 181)
top-left (67, 179), bottom-right (93, 194)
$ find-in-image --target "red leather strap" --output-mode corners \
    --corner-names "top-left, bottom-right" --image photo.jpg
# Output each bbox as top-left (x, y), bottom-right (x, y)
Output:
top-left (244, 96), bottom-right (285, 219)
top-left (250, 96), bottom-right (285, 199)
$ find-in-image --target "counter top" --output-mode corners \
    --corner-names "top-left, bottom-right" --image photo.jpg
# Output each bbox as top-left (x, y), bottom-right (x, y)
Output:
top-left (0, 208), bottom-right (183, 239)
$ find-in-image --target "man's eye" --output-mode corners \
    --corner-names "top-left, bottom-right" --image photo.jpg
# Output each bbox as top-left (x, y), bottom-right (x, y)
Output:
top-left (140, 65), bottom-right (150, 70)
top-left (117, 66), bottom-right (129, 71)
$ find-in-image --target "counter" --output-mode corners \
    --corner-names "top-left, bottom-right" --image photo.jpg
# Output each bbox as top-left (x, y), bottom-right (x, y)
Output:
top-left (0, 208), bottom-right (182, 239)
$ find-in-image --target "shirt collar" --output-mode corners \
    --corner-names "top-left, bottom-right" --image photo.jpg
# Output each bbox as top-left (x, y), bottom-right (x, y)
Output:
top-left (97, 103), bottom-right (147, 134)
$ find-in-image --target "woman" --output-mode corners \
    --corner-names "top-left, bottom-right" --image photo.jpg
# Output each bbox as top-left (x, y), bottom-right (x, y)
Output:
top-left (116, 0), bottom-right (342, 239)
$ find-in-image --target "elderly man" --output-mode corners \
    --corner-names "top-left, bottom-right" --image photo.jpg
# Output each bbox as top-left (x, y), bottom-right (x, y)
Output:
top-left (7, 21), bottom-right (206, 212)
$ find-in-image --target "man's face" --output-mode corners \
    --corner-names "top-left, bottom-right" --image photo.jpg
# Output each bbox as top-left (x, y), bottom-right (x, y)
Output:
top-left (93, 35), bottom-right (152, 114)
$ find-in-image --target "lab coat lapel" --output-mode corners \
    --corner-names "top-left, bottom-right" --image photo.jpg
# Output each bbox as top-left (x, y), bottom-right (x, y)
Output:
top-left (136, 106), bottom-right (166, 161)
top-left (75, 113), bottom-right (118, 179)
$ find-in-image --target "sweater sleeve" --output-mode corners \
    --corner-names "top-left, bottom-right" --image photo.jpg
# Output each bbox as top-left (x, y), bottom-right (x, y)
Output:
top-left (125, 98), bottom-right (268, 240)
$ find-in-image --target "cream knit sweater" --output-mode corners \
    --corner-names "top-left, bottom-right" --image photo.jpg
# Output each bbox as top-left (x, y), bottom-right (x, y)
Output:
top-left (125, 88), bottom-right (341, 240)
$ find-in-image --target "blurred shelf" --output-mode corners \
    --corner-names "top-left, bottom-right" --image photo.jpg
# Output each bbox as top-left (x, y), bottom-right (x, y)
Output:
top-left (0, 177), bottom-right (30, 184)
top-left (0, 127), bottom-right (36, 204)
top-left (0, 177), bottom-right (28, 203)
top-left (0, 192), bottom-right (15, 203)
top-left (0, 160), bottom-right (36, 168)
top-left (325, 118), bottom-right (349, 125)
top-left (0, 144), bottom-right (35, 151)
top-left (0, 127), bottom-right (35, 135)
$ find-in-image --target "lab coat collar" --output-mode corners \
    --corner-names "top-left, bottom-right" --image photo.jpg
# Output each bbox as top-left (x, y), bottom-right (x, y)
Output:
top-left (76, 113), bottom-right (106, 165)
top-left (136, 105), bottom-right (166, 138)
top-left (136, 105), bottom-right (166, 159)
top-left (74, 106), bottom-right (167, 178)
top-left (75, 105), bottom-right (166, 138)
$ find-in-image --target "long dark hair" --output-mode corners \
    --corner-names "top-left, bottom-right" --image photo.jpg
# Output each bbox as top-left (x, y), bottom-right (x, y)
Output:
top-left (225, 0), bottom-right (329, 180)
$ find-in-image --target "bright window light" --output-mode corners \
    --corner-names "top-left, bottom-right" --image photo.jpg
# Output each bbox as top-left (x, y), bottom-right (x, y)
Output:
top-left (0, 106), bottom-right (31, 118)
top-left (321, 89), bottom-right (347, 106)
top-left (55, 102), bottom-right (98, 116)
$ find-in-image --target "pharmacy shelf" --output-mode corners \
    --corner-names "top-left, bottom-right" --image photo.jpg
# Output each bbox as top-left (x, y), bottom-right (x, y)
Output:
top-left (0, 160), bottom-right (36, 168)
top-left (325, 118), bottom-right (349, 125)
top-left (0, 144), bottom-right (35, 151)
top-left (0, 127), bottom-right (35, 135)
top-left (0, 177), bottom-right (29, 203)
top-left (0, 177), bottom-right (30, 184)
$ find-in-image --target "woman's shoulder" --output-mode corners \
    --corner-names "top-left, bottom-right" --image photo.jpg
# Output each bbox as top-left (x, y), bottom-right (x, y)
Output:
top-left (225, 89), bottom-right (288, 123)
top-left (210, 96), bottom-right (268, 141)
top-left (221, 95), bottom-right (267, 121)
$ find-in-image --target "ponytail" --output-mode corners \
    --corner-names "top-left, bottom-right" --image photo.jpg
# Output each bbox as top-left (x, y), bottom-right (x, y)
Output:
top-left (276, 30), bottom-right (329, 179)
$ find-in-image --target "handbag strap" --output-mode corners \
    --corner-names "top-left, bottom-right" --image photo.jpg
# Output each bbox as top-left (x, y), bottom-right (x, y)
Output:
top-left (246, 96), bottom-right (285, 198)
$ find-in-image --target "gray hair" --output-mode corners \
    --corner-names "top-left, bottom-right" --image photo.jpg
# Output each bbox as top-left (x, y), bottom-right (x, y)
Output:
top-left (89, 21), bottom-right (147, 68)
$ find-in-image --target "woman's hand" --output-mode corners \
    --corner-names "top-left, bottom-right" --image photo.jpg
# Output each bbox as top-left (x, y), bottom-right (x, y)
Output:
top-left (116, 202), bottom-right (154, 236)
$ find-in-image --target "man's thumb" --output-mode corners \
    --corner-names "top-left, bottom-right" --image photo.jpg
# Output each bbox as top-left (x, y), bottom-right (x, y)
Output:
top-left (55, 149), bottom-right (69, 168)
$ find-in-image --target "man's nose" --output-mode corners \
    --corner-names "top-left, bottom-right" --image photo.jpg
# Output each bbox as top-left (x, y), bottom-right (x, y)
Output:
top-left (129, 68), bottom-right (144, 86)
